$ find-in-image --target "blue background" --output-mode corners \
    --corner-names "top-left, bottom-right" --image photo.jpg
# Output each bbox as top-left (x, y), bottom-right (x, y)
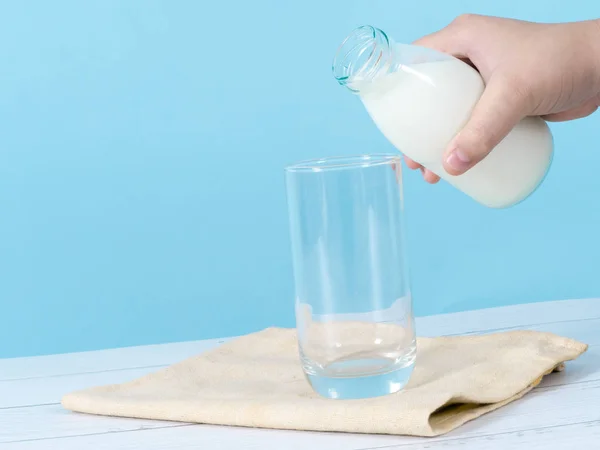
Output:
top-left (1, 0), bottom-right (598, 358)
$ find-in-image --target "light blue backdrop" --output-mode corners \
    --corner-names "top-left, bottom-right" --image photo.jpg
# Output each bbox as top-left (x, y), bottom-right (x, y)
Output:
top-left (1, 1), bottom-right (598, 358)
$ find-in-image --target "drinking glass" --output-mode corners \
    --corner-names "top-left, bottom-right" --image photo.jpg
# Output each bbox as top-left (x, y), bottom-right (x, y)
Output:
top-left (285, 154), bottom-right (416, 400)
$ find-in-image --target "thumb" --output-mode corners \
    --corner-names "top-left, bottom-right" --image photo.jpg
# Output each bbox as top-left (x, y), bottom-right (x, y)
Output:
top-left (443, 75), bottom-right (530, 175)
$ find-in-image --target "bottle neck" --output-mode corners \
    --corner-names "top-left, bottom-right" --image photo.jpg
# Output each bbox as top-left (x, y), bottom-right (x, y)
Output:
top-left (332, 26), bottom-right (393, 93)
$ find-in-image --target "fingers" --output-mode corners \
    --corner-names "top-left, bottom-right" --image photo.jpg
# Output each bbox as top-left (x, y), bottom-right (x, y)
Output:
top-left (443, 74), bottom-right (530, 175)
top-left (404, 156), bottom-right (421, 170)
top-left (414, 15), bottom-right (535, 176)
top-left (422, 169), bottom-right (441, 184)
top-left (404, 156), bottom-right (440, 183)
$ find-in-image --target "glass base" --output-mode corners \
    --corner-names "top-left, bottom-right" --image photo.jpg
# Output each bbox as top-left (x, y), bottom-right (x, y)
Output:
top-left (306, 363), bottom-right (414, 400)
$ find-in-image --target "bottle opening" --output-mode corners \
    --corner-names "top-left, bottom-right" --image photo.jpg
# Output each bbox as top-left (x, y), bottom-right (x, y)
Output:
top-left (332, 25), bottom-right (391, 92)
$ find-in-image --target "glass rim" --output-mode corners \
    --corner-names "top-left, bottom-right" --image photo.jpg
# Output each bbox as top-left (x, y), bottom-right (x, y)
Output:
top-left (285, 154), bottom-right (400, 173)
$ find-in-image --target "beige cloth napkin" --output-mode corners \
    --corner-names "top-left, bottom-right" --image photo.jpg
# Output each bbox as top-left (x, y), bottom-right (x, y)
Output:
top-left (62, 328), bottom-right (587, 437)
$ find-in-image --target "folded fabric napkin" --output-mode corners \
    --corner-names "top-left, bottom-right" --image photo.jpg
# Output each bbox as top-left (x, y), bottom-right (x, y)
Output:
top-left (62, 328), bottom-right (586, 437)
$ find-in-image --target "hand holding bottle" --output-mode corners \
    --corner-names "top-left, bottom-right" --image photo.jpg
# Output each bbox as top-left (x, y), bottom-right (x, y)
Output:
top-left (407, 15), bottom-right (600, 184)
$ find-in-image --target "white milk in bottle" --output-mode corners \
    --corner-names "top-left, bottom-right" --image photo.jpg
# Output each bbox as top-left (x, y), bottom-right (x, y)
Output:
top-left (332, 26), bottom-right (553, 208)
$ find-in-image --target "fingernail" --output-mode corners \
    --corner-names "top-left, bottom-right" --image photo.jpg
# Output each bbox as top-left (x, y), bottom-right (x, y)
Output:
top-left (445, 148), bottom-right (471, 173)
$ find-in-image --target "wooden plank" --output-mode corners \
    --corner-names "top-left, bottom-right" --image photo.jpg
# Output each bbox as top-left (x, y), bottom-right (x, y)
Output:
top-left (0, 405), bottom-right (183, 444)
top-left (2, 299), bottom-right (599, 448)
top-left (0, 367), bottom-right (158, 409)
top-left (416, 298), bottom-right (600, 338)
top-left (2, 298), bottom-right (599, 382)
top-left (0, 338), bottom-right (227, 382)
top-left (1, 316), bottom-right (598, 409)
top-left (2, 369), bottom-right (600, 446)
top-left (1, 422), bottom-right (405, 450)
top-left (6, 417), bottom-right (600, 450)
top-left (361, 421), bottom-right (600, 449)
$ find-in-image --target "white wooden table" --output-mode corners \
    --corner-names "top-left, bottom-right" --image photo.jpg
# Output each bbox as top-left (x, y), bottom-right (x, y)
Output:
top-left (1, 299), bottom-right (599, 449)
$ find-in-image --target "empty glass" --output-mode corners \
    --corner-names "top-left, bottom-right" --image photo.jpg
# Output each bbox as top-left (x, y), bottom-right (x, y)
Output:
top-left (285, 155), bottom-right (416, 400)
